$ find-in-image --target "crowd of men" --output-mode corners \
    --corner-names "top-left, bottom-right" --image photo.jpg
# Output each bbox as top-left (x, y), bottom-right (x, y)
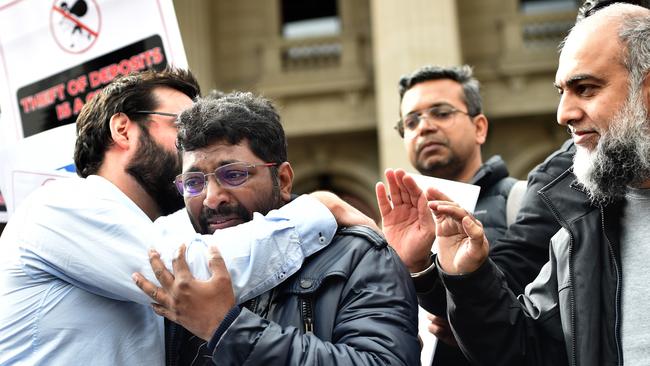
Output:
top-left (1, 1), bottom-right (649, 365)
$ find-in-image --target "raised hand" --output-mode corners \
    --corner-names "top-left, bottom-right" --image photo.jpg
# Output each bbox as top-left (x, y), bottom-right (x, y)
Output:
top-left (376, 169), bottom-right (436, 273)
top-left (132, 244), bottom-right (236, 340)
top-left (427, 193), bottom-right (489, 275)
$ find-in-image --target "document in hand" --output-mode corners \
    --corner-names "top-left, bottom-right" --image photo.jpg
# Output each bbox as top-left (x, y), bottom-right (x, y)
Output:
top-left (408, 173), bottom-right (480, 366)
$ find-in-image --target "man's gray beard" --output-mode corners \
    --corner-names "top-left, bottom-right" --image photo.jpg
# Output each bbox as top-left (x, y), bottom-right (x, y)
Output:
top-left (573, 87), bottom-right (650, 205)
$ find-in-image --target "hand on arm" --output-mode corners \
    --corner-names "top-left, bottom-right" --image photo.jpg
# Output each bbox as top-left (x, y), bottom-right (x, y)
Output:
top-left (427, 189), bottom-right (489, 275)
top-left (376, 168), bottom-right (436, 273)
top-left (427, 314), bottom-right (458, 347)
top-left (310, 190), bottom-right (381, 234)
top-left (132, 244), bottom-right (235, 340)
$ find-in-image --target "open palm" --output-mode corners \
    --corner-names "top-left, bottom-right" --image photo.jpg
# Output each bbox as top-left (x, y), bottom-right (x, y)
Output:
top-left (376, 169), bottom-right (435, 272)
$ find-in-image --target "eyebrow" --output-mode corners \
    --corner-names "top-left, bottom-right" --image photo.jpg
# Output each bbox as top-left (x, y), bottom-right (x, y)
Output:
top-left (553, 74), bottom-right (606, 89)
top-left (405, 102), bottom-right (455, 116)
top-left (184, 159), bottom-right (241, 173)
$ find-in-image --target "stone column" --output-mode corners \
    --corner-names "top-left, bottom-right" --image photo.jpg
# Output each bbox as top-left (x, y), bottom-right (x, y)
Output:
top-left (370, 0), bottom-right (462, 175)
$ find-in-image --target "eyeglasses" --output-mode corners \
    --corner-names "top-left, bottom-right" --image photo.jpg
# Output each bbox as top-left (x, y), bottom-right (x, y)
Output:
top-left (132, 111), bottom-right (179, 119)
top-left (395, 104), bottom-right (471, 137)
top-left (174, 162), bottom-right (278, 197)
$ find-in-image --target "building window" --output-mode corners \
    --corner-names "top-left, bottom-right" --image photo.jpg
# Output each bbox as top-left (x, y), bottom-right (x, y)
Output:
top-left (281, 0), bottom-right (340, 39)
top-left (520, 0), bottom-right (577, 13)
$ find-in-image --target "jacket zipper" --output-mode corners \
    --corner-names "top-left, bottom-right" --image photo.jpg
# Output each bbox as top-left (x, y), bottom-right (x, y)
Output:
top-left (300, 296), bottom-right (314, 335)
top-left (602, 207), bottom-right (623, 365)
top-left (539, 190), bottom-right (577, 366)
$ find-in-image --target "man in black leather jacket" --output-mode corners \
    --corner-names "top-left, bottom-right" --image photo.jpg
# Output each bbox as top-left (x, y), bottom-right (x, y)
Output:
top-left (426, 5), bottom-right (650, 365)
top-left (134, 92), bottom-right (420, 365)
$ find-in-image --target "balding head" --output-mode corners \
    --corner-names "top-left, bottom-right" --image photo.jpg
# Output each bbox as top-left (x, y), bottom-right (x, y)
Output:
top-left (555, 3), bottom-right (650, 203)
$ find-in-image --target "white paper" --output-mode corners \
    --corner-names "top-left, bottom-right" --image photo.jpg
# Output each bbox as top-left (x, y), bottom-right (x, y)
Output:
top-left (0, 0), bottom-right (188, 221)
top-left (408, 173), bottom-right (480, 364)
top-left (409, 173), bottom-right (480, 213)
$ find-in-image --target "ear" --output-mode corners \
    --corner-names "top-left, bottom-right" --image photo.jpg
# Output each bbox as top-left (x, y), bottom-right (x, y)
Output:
top-left (472, 114), bottom-right (488, 145)
top-left (109, 113), bottom-right (135, 150)
top-left (277, 162), bottom-right (294, 203)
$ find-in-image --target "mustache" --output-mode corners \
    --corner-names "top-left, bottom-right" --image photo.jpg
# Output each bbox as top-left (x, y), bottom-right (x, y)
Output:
top-left (203, 203), bottom-right (251, 221)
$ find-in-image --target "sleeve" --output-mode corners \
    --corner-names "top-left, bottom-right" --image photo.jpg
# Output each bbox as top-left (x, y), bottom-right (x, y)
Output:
top-left (207, 245), bottom-right (421, 365)
top-left (185, 194), bottom-right (338, 303)
top-left (440, 240), bottom-right (569, 366)
top-left (489, 139), bottom-right (575, 294)
top-left (17, 185), bottom-right (336, 305)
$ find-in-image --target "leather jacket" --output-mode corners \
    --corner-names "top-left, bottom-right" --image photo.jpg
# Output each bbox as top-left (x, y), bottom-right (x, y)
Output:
top-left (172, 226), bottom-right (420, 365)
top-left (441, 168), bottom-right (623, 366)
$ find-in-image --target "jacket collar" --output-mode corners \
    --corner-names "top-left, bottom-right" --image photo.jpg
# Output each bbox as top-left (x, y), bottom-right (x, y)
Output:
top-left (470, 155), bottom-right (510, 189)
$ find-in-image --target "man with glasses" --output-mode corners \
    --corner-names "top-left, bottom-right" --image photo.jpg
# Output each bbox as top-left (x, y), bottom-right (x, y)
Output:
top-left (132, 92), bottom-right (420, 365)
top-left (392, 65), bottom-right (517, 365)
top-left (0, 68), bottom-right (374, 365)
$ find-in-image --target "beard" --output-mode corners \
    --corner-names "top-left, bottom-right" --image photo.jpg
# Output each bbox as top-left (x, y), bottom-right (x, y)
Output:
top-left (126, 128), bottom-right (184, 216)
top-left (414, 138), bottom-right (466, 180)
top-left (573, 86), bottom-right (650, 205)
top-left (193, 176), bottom-right (282, 235)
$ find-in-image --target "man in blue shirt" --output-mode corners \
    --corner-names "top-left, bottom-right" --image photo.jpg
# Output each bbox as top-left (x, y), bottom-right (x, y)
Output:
top-left (0, 68), bottom-right (371, 365)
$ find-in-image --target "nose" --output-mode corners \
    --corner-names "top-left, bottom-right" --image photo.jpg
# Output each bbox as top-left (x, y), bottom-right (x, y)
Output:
top-left (415, 115), bottom-right (440, 135)
top-left (202, 176), bottom-right (230, 209)
top-left (556, 94), bottom-right (583, 127)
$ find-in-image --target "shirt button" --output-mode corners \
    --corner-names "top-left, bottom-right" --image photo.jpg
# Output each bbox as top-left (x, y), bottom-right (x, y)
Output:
top-left (319, 236), bottom-right (326, 244)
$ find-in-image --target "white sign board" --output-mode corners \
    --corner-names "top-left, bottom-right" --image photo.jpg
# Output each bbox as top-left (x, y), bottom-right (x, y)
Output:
top-left (0, 0), bottom-right (188, 221)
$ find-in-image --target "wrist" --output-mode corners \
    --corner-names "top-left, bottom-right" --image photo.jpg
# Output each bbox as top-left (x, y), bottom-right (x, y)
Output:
top-left (408, 256), bottom-right (433, 273)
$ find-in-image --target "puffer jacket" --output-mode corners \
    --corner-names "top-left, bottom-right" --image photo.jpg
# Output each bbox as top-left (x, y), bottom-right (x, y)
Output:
top-left (441, 168), bottom-right (623, 366)
top-left (172, 225), bottom-right (420, 366)
top-left (470, 155), bottom-right (517, 246)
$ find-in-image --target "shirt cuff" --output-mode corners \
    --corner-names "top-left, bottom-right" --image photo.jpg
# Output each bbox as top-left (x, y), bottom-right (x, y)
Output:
top-left (207, 305), bottom-right (242, 353)
top-left (270, 194), bottom-right (337, 257)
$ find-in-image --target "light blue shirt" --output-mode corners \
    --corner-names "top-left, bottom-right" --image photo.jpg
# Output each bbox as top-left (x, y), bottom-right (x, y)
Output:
top-left (0, 175), bottom-right (336, 365)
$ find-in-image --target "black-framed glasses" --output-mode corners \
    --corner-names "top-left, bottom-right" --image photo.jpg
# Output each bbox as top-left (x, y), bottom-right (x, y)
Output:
top-left (395, 104), bottom-right (471, 137)
top-left (174, 162), bottom-right (278, 197)
top-left (132, 111), bottom-right (179, 119)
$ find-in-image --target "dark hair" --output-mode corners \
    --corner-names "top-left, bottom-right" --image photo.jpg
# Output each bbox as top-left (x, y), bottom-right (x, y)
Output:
top-left (73, 67), bottom-right (200, 178)
top-left (176, 92), bottom-right (287, 165)
top-left (577, 0), bottom-right (650, 21)
top-left (396, 64), bottom-right (482, 137)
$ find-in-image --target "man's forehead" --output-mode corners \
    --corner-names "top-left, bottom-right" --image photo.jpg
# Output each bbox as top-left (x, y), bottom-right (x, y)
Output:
top-left (555, 21), bottom-right (622, 85)
top-left (182, 141), bottom-right (255, 169)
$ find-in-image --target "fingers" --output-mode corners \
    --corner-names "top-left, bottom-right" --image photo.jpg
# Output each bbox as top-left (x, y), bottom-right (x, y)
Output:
top-left (425, 186), bottom-right (452, 202)
top-left (462, 216), bottom-right (487, 245)
top-left (207, 245), bottom-right (229, 282)
top-left (152, 303), bottom-right (175, 321)
top-left (429, 202), bottom-right (469, 221)
top-left (148, 248), bottom-right (175, 287)
top-left (385, 169), bottom-right (404, 206)
top-left (393, 170), bottom-right (412, 207)
top-left (400, 173), bottom-right (423, 207)
top-left (132, 272), bottom-right (170, 307)
top-left (172, 244), bottom-right (190, 279)
top-left (375, 181), bottom-right (392, 219)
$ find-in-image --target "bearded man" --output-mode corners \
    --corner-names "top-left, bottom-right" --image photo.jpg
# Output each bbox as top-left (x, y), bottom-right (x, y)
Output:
top-left (382, 4), bottom-right (650, 365)
top-left (0, 68), bottom-right (370, 365)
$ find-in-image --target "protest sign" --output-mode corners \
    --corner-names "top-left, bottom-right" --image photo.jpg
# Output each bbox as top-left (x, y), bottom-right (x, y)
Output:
top-left (0, 0), bottom-right (188, 221)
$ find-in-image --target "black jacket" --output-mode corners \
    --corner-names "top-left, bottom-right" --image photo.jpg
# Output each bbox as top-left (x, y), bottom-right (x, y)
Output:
top-left (418, 144), bottom-right (576, 365)
top-left (172, 226), bottom-right (420, 365)
top-left (441, 168), bottom-right (623, 366)
top-left (470, 155), bottom-right (518, 246)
